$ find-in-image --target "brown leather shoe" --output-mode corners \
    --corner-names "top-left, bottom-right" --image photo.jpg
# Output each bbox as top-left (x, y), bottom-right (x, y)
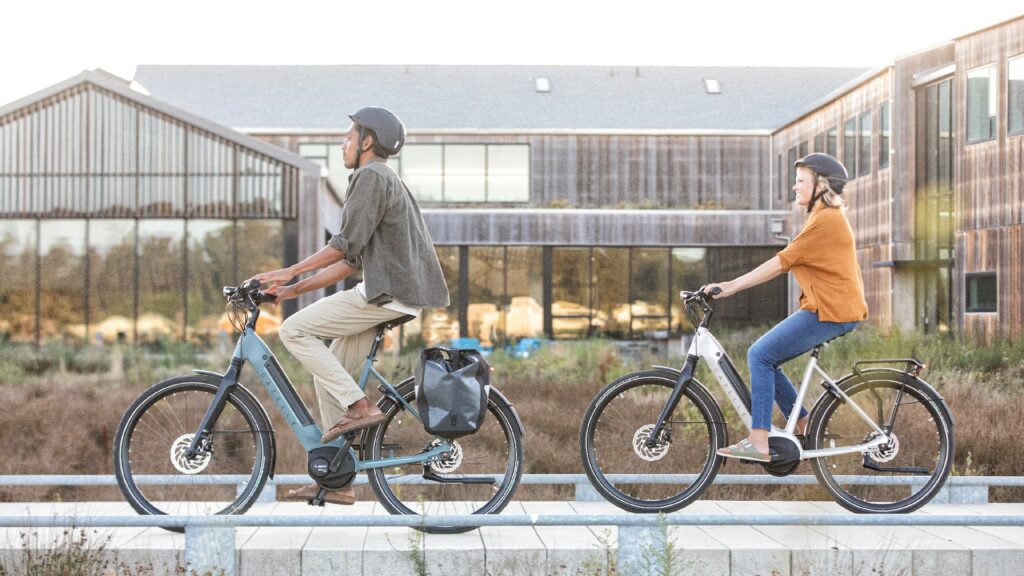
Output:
top-left (321, 411), bottom-right (387, 443)
top-left (285, 483), bottom-right (355, 505)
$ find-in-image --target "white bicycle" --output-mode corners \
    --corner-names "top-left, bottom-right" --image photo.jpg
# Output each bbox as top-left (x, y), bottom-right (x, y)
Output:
top-left (579, 287), bottom-right (954, 514)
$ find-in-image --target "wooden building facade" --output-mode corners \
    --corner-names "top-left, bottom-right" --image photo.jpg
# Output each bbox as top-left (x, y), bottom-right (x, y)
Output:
top-left (773, 15), bottom-right (1024, 340)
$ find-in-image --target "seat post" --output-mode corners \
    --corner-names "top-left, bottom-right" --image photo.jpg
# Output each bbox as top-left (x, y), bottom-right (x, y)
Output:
top-left (810, 345), bottom-right (823, 359)
top-left (365, 326), bottom-right (388, 361)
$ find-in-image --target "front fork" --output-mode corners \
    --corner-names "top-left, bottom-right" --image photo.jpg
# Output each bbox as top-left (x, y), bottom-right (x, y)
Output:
top-left (645, 355), bottom-right (699, 449)
top-left (185, 357), bottom-right (244, 459)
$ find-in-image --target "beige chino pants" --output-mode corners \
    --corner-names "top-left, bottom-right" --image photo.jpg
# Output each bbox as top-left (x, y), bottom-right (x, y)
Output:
top-left (277, 288), bottom-right (405, 428)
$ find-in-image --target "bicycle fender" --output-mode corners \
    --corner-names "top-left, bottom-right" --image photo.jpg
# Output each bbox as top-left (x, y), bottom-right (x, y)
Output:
top-left (489, 387), bottom-right (526, 437)
top-left (811, 368), bottom-right (955, 428)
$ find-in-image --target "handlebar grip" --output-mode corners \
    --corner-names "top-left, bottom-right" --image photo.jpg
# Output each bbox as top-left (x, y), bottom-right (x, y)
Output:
top-left (707, 286), bottom-right (722, 297)
top-left (241, 279), bottom-right (261, 291)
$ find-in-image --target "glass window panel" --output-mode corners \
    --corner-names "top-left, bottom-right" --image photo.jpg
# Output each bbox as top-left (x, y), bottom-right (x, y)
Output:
top-left (670, 248), bottom-right (707, 333)
top-left (444, 145), bottom-right (486, 202)
top-left (593, 248), bottom-right (630, 338)
top-left (814, 132), bottom-right (826, 153)
top-left (859, 111), bottom-right (872, 176)
top-left (410, 245), bottom-right (459, 348)
top-left (966, 272), bottom-right (997, 313)
top-left (505, 246), bottom-right (544, 340)
top-left (798, 141), bottom-right (809, 159)
top-left (235, 220), bottom-right (284, 282)
top-left (467, 246), bottom-right (505, 347)
top-left (400, 144), bottom-right (443, 202)
top-left (708, 247), bottom-right (787, 329)
top-left (187, 220), bottom-right (235, 344)
top-left (487, 145), bottom-right (530, 202)
top-left (188, 135), bottom-right (234, 218)
top-left (939, 81), bottom-right (953, 191)
top-left (39, 220), bottom-right (86, 343)
top-left (966, 65), bottom-right (997, 143)
top-left (298, 144), bottom-right (328, 157)
top-left (137, 220), bottom-right (185, 342)
top-left (138, 112), bottom-right (185, 216)
top-left (787, 147), bottom-right (797, 202)
top-left (87, 219), bottom-right (135, 344)
top-left (551, 247), bottom-right (591, 339)
top-left (1011, 55), bottom-right (1024, 136)
top-left (0, 220), bottom-right (38, 343)
top-left (237, 154), bottom-right (283, 216)
top-left (879, 103), bottom-right (891, 168)
top-left (843, 118), bottom-right (857, 178)
top-left (630, 248), bottom-right (670, 335)
top-left (827, 127), bottom-right (838, 157)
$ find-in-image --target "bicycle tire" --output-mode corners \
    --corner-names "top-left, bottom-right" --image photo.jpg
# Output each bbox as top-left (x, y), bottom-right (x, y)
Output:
top-left (807, 369), bottom-right (954, 513)
top-left (364, 378), bottom-right (524, 534)
top-left (113, 375), bottom-right (274, 531)
top-left (579, 370), bottom-right (726, 513)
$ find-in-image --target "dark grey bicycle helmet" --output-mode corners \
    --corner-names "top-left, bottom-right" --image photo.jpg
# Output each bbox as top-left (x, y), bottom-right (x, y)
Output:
top-left (794, 153), bottom-right (848, 193)
top-left (349, 106), bottom-right (406, 156)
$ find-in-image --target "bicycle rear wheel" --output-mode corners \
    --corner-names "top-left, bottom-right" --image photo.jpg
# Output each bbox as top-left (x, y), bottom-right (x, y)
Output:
top-left (807, 370), bottom-right (954, 513)
top-left (113, 375), bottom-right (273, 529)
top-left (579, 370), bottom-right (725, 513)
top-left (364, 378), bottom-right (524, 534)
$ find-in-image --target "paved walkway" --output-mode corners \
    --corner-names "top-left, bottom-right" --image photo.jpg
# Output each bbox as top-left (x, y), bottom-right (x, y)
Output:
top-left (2, 500), bottom-right (1024, 575)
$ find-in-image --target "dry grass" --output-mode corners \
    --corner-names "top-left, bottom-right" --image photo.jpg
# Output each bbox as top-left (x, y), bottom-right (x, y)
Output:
top-left (2, 328), bottom-right (1023, 504)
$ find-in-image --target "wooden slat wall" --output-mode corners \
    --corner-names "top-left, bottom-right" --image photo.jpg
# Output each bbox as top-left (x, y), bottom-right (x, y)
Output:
top-left (955, 17), bottom-right (1024, 339)
top-left (256, 133), bottom-right (771, 210)
top-left (957, 226), bottom-right (1024, 339)
top-left (421, 209), bottom-right (789, 247)
top-left (771, 72), bottom-right (893, 325)
top-left (0, 84), bottom-right (299, 220)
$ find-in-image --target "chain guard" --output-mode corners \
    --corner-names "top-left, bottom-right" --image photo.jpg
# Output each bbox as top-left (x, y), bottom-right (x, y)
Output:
top-left (761, 436), bottom-right (801, 477)
top-left (307, 446), bottom-right (356, 490)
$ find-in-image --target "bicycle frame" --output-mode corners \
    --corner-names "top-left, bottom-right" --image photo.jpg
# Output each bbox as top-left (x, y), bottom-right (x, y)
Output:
top-left (186, 324), bottom-right (452, 474)
top-left (685, 327), bottom-right (889, 460)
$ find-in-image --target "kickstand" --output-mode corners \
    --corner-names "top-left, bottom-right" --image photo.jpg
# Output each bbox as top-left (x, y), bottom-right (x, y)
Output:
top-left (308, 486), bottom-right (328, 507)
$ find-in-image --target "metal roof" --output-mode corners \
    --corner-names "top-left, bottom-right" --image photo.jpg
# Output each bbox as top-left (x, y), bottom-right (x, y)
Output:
top-left (0, 69), bottom-right (322, 175)
top-left (132, 65), bottom-right (867, 133)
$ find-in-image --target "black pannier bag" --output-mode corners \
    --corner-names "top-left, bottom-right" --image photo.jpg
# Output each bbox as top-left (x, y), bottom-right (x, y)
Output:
top-left (415, 347), bottom-right (490, 439)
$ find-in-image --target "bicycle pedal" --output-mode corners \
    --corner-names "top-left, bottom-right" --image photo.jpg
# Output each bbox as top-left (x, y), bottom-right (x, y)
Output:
top-left (307, 497), bottom-right (326, 507)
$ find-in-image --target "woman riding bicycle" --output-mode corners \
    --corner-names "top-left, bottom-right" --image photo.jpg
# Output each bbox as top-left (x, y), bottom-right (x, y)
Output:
top-left (706, 153), bottom-right (868, 463)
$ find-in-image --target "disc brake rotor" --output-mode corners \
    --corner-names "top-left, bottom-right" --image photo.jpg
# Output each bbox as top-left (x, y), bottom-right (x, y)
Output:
top-left (632, 424), bottom-right (670, 461)
top-left (428, 440), bottom-right (464, 473)
top-left (866, 432), bottom-right (900, 463)
top-left (170, 433), bottom-right (212, 474)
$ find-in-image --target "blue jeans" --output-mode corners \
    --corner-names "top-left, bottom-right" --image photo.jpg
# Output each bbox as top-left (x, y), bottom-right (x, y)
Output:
top-left (747, 310), bottom-right (860, 431)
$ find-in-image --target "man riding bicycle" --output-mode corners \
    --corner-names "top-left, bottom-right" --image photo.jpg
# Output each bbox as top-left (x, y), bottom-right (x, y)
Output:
top-left (250, 107), bottom-right (450, 504)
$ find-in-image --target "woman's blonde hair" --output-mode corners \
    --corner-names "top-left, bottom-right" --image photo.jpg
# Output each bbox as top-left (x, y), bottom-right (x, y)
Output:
top-left (815, 174), bottom-right (847, 211)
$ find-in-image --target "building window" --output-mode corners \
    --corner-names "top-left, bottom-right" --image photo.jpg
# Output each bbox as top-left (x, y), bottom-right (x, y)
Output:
top-left (814, 131), bottom-right (826, 153)
top-left (1009, 54), bottom-right (1024, 136)
top-left (395, 144), bottom-right (530, 203)
top-left (965, 272), bottom-right (997, 313)
top-left (299, 142), bottom-right (404, 196)
top-left (879, 102), bottom-right (891, 168)
top-left (966, 65), bottom-right (997, 143)
top-left (843, 118), bottom-right (856, 178)
top-left (787, 146), bottom-right (798, 201)
top-left (827, 127), bottom-right (838, 157)
top-left (858, 111), bottom-right (872, 176)
top-left (798, 140), bottom-right (809, 158)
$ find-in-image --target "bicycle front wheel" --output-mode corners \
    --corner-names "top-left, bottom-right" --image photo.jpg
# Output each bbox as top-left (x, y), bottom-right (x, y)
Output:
top-left (113, 375), bottom-right (273, 528)
top-left (579, 370), bottom-right (725, 513)
top-left (364, 378), bottom-right (524, 534)
top-left (807, 370), bottom-right (954, 513)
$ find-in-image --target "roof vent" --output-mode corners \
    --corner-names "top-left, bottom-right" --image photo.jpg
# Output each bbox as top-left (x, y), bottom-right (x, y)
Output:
top-left (534, 77), bottom-right (551, 93)
top-left (703, 78), bottom-right (721, 94)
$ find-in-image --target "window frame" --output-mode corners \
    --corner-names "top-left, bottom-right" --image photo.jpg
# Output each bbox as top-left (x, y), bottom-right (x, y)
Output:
top-left (879, 102), bottom-right (891, 169)
top-left (966, 63), bottom-right (998, 144)
top-left (965, 271), bottom-right (997, 313)
top-left (1008, 53), bottom-right (1024, 137)
top-left (858, 110), bottom-right (872, 177)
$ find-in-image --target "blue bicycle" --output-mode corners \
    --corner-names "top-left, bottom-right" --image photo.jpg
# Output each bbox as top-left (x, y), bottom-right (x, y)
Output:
top-left (113, 280), bottom-right (524, 533)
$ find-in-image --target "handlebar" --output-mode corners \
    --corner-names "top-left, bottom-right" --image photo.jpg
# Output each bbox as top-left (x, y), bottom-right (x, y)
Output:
top-left (678, 286), bottom-right (721, 328)
top-left (222, 279), bottom-right (277, 307)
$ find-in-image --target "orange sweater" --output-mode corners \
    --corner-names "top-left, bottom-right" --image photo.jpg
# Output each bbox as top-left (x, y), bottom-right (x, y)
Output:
top-left (777, 205), bottom-right (868, 323)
